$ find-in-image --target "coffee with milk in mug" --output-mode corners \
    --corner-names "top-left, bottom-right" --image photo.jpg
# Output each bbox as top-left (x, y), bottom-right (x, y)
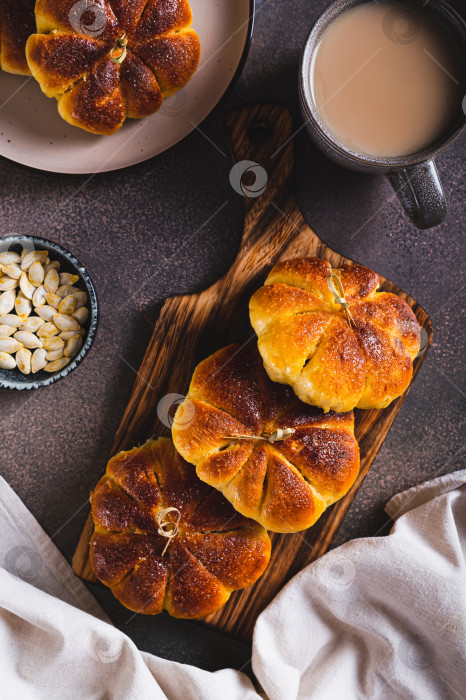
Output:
top-left (310, 1), bottom-right (465, 158)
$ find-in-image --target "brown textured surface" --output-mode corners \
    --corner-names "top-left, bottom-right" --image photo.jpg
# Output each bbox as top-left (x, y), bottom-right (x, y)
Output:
top-left (90, 437), bottom-right (271, 618)
top-left (172, 344), bottom-right (360, 533)
top-left (0, 0), bottom-right (35, 74)
top-left (26, 0), bottom-right (200, 134)
top-left (0, 0), bottom-right (464, 670)
top-left (71, 103), bottom-right (433, 641)
top-left (250, 258), bottom-right (421, 412)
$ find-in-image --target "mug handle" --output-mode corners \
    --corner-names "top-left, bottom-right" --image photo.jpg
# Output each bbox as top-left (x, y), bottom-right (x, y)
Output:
top-left (387, 159), bottom-right (447, 230)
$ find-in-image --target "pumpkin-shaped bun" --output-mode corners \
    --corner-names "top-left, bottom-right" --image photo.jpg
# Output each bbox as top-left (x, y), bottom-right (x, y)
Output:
top-left (249, 258), bottom-right (421, 413)
top-left (90, 438), bottom-right (270, 619)
top-left (0, 0), bottom-right (36, 74)
top-left (172, 345), bottom-right (360, 533)
top-left (26, 0), bottom-right (200, 134)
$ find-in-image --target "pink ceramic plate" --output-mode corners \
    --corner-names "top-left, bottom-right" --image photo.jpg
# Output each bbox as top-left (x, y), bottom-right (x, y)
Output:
top-left (0, 0), bottom-right (253, 174)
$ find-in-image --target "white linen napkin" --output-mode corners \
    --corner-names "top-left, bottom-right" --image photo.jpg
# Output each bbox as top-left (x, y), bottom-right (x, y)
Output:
top-left (253, 470), bottom-right (466, 700)
top-left (0, 470), bottom-right (464, 700)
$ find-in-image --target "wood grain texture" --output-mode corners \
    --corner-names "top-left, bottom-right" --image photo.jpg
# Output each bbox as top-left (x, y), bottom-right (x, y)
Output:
top-left (72, 103), bottom-right (432, 641)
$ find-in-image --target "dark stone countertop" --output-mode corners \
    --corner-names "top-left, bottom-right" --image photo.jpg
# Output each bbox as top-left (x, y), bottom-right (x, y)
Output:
top-left (0, 0), bottom-right (464, 677)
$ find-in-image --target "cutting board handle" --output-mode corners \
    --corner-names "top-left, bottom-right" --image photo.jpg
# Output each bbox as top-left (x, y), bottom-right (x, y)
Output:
top-left (224, 103), bottom-right (317, 281)
top-left (226, 103), bottom-right (295, 191)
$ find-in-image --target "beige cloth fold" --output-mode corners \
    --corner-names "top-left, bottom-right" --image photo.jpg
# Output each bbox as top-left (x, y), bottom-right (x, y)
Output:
top-left (0, 470), bottom-right (464, 699)
top-left (253, 470), bottom-right (466, 700)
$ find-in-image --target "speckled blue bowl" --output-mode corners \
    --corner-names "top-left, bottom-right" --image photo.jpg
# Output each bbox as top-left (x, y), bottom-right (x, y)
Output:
top-left (0, 236), bottom-right (98, 390)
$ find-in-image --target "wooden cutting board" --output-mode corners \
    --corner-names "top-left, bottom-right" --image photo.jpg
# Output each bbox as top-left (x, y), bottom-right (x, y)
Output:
top-left (73, 103), bottom-right (432, 642)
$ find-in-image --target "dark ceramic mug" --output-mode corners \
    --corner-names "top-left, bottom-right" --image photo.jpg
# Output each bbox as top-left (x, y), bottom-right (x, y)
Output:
top-left (299, 0), bottom-right (466, 229)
